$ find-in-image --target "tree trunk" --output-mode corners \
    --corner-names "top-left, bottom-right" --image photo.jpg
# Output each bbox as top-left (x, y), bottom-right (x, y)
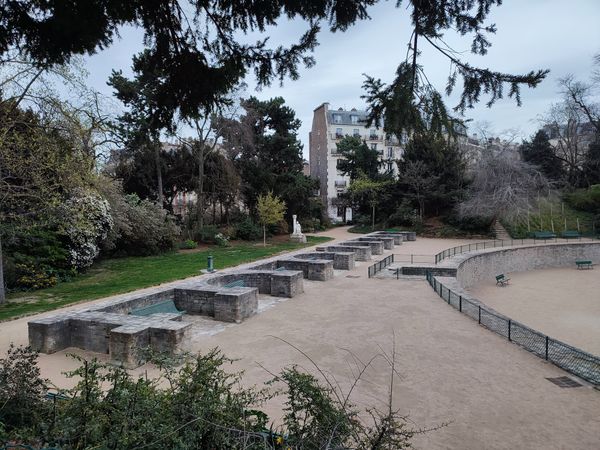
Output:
top-left (0, 235), bottom-right (5, 304)
top-left (154, 144), bottom-right (164, 206)
top-left (372, 205), bottom-right (376, 230)
top-left (263, 225), bottom-right (266, 247)
top-left (197, 146), bottom-right (205, 229)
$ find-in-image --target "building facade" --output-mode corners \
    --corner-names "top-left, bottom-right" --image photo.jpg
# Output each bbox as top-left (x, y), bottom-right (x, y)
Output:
top-left (309, 103), bottom-right (404, 222)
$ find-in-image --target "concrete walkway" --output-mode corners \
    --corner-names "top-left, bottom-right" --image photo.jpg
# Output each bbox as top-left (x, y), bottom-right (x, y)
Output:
top-left (1, 227), bottom-right (599, 449)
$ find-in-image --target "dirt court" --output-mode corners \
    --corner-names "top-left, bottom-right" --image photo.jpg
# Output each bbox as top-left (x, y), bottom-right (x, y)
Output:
top-left (468, 267), bottom-right (600, 355)
top-left (1, 228), bottom-right (599, 449)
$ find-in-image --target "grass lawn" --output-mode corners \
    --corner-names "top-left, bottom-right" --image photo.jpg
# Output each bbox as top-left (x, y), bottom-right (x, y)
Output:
top-left (1, 235), bottom-right (332, 322)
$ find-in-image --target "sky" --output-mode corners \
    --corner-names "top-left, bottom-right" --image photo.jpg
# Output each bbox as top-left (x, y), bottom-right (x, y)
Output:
top-left (82, 0), bottom-right (600, 158)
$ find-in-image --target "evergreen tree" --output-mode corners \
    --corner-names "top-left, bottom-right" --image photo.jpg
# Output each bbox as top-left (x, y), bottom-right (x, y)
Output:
top-left (521, 130), bottom-right (563, 182)
top-left (1, 1), bottom-right (547, 122)
top-left (397, 133), bottom-right (467, 216)
top-left (582, 139), bottom-right (600, 186)
top-left (230, 97), bottom-right (317, 221)
top-left (336, 136), bottom-right (382, 181)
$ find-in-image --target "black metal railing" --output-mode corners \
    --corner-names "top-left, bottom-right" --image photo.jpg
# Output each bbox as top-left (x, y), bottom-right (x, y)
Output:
top-left (367, 254), bottom-right (436, 278)
top-left (367, 255), bottom-right (393, 278)
top-left (426, 272), bottom-right (600, 385)
top-left (434, 237), bottom-right (598, 264)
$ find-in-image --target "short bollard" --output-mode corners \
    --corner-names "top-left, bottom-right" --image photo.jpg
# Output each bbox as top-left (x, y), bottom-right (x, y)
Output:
top-left (207, 254), bottom-right (215, 272)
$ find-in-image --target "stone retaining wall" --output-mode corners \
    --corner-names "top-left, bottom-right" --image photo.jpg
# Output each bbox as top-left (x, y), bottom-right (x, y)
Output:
top-left (317, 245), bottom-right (372, 261)
top-left (340, 240), bottom-right (384, 255)
top-left (454, 242), bottom-right (600, 289)
top-left (292, 252), bottom-right (355, 270)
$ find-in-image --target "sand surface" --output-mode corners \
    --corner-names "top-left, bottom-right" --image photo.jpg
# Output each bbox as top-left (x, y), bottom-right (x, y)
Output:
top-left (1, 228), bottom-right (599, 449)
top-left (468, 267), bottom-right (600, 355)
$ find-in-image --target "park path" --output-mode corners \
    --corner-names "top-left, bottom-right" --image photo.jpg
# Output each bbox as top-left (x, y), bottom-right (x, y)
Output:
top-left (0, 229), bottom-right (599, 449)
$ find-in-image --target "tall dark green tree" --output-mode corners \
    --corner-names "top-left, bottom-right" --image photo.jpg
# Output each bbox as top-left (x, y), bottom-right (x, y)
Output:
top-left (2, 1), bottom-right (547, 125)
top-left (336, 136), bottom-right (382, 181)
top-left (582, 139), bottom-right (600, 186)
top-left (397, 133), bottom-right (467, 217)
top-left (521, 130), bottom-right (564, 183)
top-left (226, 97), bottom-right (317, 221)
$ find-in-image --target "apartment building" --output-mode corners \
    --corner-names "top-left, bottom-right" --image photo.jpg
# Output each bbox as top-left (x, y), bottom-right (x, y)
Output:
top-left (309, 103), bottom-right (403, 222)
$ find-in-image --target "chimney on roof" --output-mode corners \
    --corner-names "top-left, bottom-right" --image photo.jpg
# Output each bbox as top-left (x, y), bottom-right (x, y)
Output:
top-left (338, 107), bottom-right (343, 111)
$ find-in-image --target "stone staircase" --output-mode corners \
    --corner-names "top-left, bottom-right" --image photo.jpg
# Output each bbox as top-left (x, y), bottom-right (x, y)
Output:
top-left (493, 221), bottom-right (511, 240)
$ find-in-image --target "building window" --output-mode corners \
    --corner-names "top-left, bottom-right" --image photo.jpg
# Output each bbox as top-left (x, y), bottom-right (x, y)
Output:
top-left (335, 127), bottom-right (343, 138)
top-left (350, 115), bottom-right (358, 124)
top-left (387, 147), bottom-right (393, 158)
top-left (337, 206), bottom-right (346, 217)
top-left (370, 143), bottom-right (377, 151)
top-left (369, 128), bottom-right (377, 140)
top-left (333, 114), bottom-right (342, 124)
top-left (387, 162), bottom-right (393, 173)
top-left (353, 128), bottom-right (360, 137)
top-left (336, 159), bottom-right (344, 170)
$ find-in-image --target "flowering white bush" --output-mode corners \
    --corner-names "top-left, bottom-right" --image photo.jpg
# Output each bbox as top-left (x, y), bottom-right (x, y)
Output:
top-left (214, 233), bottom-right (230, 247)
top-left (58, 189), bottom-right (113, 270)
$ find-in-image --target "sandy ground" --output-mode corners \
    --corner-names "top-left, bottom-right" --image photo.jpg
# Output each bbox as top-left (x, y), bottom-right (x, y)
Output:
top-left (1, 227), bottom-right (600, 449)
top-left (468, 267), bottom-right (600, 355)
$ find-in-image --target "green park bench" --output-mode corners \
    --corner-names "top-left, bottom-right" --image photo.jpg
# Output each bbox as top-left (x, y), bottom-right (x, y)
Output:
top-left (222, 280), bottom-right (246, 288)
top-left (532, 231), bottom-right (556, 240)
top-left (495, 274), bottom-right (510, 286)
top-left (561, 230), bottom-right (581, 239)
top-left (130, 300), bottom-right (184, 317)
top-left (575, 260), bottom-right (594, 270)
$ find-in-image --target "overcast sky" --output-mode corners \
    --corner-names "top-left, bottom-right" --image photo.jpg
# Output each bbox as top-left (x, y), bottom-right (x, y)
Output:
top-left (83, 0), bottom-right (600, 157)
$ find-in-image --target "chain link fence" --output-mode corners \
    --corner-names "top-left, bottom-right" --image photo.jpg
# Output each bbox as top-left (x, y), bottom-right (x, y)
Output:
top-left (426, 272), bottom-right (600, 386)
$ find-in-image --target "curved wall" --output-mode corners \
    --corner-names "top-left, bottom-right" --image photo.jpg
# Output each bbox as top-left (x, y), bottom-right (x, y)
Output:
top-left (456, 242), bottom-right (600, 289)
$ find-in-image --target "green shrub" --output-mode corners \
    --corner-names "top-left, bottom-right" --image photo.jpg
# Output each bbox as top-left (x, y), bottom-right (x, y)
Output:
top-left (565, 185), bottom-right (600, 213)
top-left (214, 233), bottom-right (230, 247)
top-left (0, 346), bottom-right (421, 449)
top-left (194, 225), bottom-right (218, 244)
top-left (234, 217), bottom-right (262, 241)
top-left (2, 226), bottom-right (74, 291)
top-left (443, 213), bottom-right (494, 234)
top-left (179, 239), bottom-right (198, 249)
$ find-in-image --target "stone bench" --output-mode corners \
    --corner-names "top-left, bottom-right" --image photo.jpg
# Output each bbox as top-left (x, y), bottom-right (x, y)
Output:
top-left (29, 310), bottom-right (191, 368)
top-left (28, 284), bottom-right (260, 367)
top-left (293, 252), bottom-right (355, 270)
top-left (355, 236), bottom-right (395, 250)
top-left (205, 270), bottom-right (304, 298)
top-left (341, 240), bottom-right (384, 255)
top-left (317, 245), bottom-right (372, 261)
top-left (273, 259), bottom-right (334, 281)
top-left (372, 231), bottom-right (416, 242)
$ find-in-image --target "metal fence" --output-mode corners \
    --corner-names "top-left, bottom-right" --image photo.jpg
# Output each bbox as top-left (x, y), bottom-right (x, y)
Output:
top-left (434, 237), bottom-right (598, 264)
top-left (426, 272), bottom-right (600, 385)
top-left (367, 255), bottom-right (393, 278)
top-left (367, 254), bottom-right (435, 278)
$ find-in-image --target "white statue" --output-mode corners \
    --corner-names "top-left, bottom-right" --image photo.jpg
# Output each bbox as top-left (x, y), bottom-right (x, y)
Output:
top-left (292, 215), bottom-right (302, 235)
top-left (290, 214), bottom-right (307, 243)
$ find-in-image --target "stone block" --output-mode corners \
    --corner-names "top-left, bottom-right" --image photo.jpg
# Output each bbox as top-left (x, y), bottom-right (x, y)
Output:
top-left (271, 271), bottom-right (304, 297)
top-left (357, 236), bottom-right (395, 250)
top-left (214, 287), bottom-right (258, 323)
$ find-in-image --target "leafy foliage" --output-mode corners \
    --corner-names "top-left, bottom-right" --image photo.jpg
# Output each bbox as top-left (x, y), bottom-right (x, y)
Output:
top-left (257, 192), bottom-right (287, 246)
top-left (0, 344), bottom-right (425, 449)
top-left (336, 136), bottom-right (383, 180)
top-left (521, 130), bottom-right (564, 182)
